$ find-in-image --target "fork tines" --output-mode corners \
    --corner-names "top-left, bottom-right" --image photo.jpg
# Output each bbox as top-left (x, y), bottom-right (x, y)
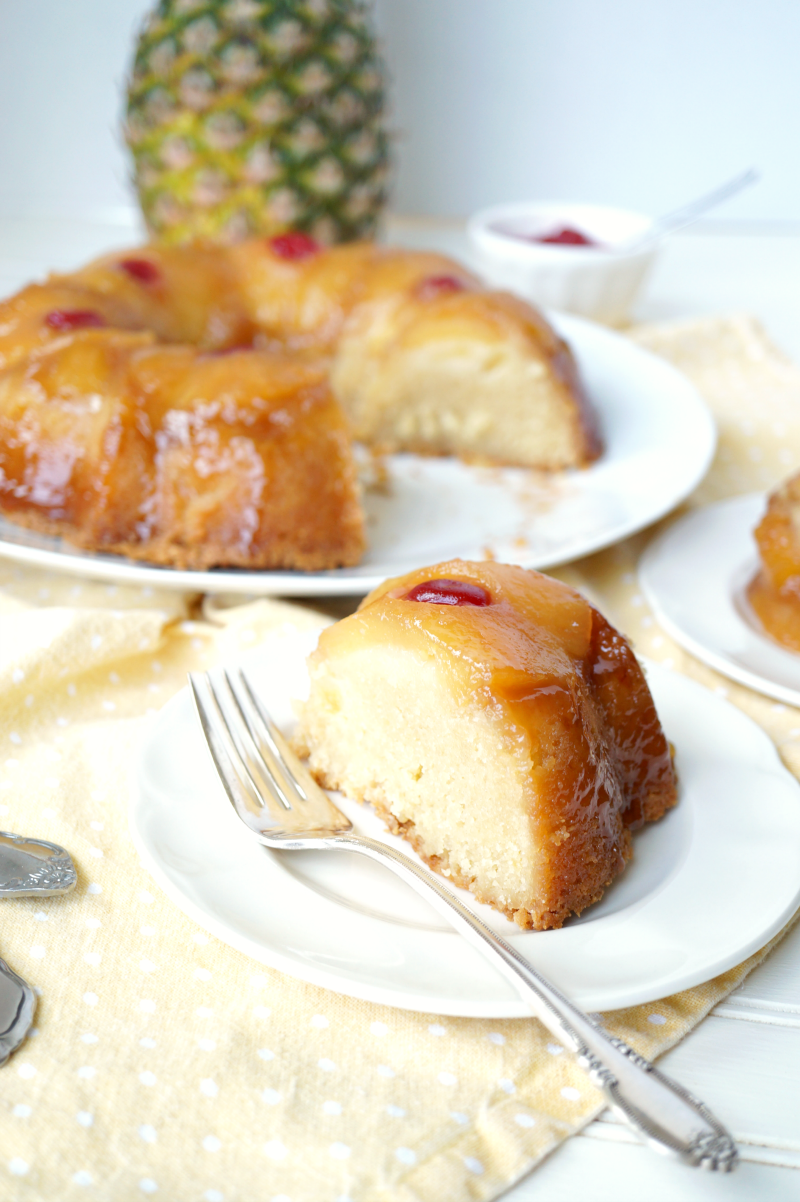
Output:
top-left (189, 669), bottom-right (351, 840)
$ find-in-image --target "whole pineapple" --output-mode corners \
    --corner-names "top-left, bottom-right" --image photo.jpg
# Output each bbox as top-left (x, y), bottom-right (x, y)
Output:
top-left (124, 0), bottom-right (390, 245)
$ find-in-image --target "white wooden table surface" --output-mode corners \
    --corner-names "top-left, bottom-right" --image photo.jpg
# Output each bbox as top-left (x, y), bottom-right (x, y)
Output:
top-left (1, 213), bottom-right (799, 1201)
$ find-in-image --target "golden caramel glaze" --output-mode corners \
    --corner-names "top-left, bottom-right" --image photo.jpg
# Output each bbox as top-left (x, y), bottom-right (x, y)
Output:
top-left (0, 335), bottom-right (364, 570)
top-left (0, 248), bottom-right (253, 371)
top-left (747, 474), bottom-right (800, 651)
top-left (232, 240), bottom-right (391, 353)
top-left (307, 560), bottom-right (676, 926)
top-left (747, 571), bottom-right (800, 653)
top-left (753, 472), bottom-right (800, 591)
top-left (366, 560), bottom-right (675, 828)
top-left (69, 244), bottom-right (257, 349)
top-left (0, 283), bottom-right (152, 373)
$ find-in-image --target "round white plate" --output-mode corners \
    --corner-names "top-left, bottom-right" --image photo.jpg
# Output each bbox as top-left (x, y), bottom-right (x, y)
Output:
top-left (640, 493), bottom-right (800, 707)
top-left (0, 314), bottom-right (715, 596)
top-left (130, 630), bottom-right (800, 1015)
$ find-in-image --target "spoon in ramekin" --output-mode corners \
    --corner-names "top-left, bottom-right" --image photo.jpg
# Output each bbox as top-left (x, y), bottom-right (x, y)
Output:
top-left (618, 167), bottom-right (760, 253)
top-left (0, 832), bottom-right (77, 1064)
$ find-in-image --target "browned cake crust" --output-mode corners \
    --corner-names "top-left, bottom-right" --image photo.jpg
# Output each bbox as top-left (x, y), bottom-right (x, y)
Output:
top-left (0, 236), bottom-right (601, 571)
top-left (298, 560), bottom-right (677, 930)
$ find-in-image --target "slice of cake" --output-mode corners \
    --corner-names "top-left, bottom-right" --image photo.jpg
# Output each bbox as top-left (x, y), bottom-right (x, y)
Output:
top-left (748, 472), bottom-right (800, 651)
top-left (296, 560), bottom-right (677, 930)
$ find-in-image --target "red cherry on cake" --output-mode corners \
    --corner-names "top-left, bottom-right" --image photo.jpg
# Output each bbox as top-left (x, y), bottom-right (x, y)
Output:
top-left (404, 578), bottom-right (492, 606)
top-left (44, 310), bottom-right (106, 331)
top-left (119, 258), bottom-right (161, 283)
top-left (268, 232), bottom-right (321, 260)
top-left (416, 274), bottom-right (468, 301)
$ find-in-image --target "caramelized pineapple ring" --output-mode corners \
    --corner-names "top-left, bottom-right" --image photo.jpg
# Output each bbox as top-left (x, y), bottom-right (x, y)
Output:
top-left (749, 473), bottom-right (800, 651)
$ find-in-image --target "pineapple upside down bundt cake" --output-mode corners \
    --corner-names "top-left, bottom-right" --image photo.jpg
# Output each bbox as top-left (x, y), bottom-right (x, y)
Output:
top-left (0, 234), bottom-right (601, 570)
top-left (296, 560), bottom-right (678, 930)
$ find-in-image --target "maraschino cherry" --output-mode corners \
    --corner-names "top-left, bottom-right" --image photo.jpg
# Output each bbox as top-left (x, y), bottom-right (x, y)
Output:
top-left (44, 310), bottom-right (106, 331)
top-left (532, 226), bottom-right (598, 247)
top-left (119, 258), bottom-right (161, 283)
top-left (268, 232), bottom-right (321, 260)
top-left (404, 578), bottom-right (492, 606)
top-left (416, 275), bottom-right (468, 301)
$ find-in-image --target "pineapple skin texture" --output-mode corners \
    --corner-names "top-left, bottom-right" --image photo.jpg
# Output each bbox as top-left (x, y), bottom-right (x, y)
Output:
top-left (125, 0), bottom-right (390, 245)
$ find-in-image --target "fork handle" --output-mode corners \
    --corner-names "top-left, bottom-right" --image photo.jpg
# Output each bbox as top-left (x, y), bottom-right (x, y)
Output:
top-left (331, 831), bottom-right (738, 1171)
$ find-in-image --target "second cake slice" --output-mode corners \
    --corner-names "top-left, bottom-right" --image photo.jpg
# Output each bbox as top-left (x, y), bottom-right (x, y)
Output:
top-left (296, 560), bottom-right (677, 930)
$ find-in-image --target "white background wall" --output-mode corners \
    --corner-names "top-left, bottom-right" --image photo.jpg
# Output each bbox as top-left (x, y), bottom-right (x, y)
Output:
top-left (373, 0), bottom-right (800, 222)
top-left (0, 0), bottom-right (797, 224)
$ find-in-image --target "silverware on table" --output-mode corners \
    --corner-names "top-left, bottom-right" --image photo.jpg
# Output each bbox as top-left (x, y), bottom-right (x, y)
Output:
top-left (190, 668), bottom-right (738, 1173)
top-left (0, 832), bottom-right (77, 898)
top-left (0, 956), bottom-right (36, 1066)
top-left (0, 832), bottom-right (77, 1064)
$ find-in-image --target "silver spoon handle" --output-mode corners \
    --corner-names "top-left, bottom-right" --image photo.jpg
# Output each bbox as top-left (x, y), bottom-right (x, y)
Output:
top-left (333, 832), bottom-right (738, 1172)
top-left (625, 168), bottom-right (759, 251)
top-left (0, 956), bottom-right (36, 1066)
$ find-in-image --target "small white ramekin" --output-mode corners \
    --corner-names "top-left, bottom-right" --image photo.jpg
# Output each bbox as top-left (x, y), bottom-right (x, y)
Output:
top-left (467, 201), bottom-right (659, 324)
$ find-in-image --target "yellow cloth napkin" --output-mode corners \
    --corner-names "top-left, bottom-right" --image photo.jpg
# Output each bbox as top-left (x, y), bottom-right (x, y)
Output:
top-left (0, 314), bottom-right (798, 1202)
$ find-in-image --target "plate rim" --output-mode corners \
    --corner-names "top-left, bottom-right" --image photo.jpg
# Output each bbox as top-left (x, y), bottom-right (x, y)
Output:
top-left (0, 314), bottom-right (715, 596)
top-left (129, 641), bottom-right (800, 1016)
top-left (640, 492), bottom-right (800, 707)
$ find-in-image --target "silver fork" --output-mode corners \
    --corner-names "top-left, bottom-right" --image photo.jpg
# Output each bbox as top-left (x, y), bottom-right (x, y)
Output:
top-left (190, 667), bottom-right (738, 1172)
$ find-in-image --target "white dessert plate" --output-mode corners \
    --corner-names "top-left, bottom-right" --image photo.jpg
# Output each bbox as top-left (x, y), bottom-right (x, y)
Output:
top-left (0, 314), bottom-right (715, 596)
top-left (640, 493), bottom-right (800, 707)
top-left (130, 628), bottom-right (800, 1016)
